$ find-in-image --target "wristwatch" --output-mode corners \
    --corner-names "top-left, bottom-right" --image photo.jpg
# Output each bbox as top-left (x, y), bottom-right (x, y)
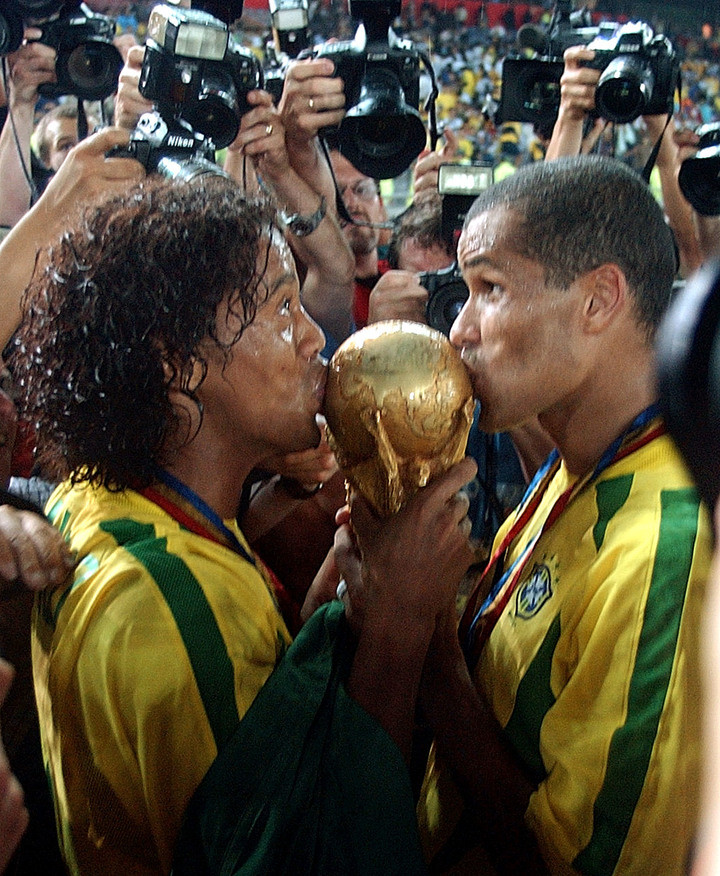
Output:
top-left (280, 195), bottom-right (327, 238)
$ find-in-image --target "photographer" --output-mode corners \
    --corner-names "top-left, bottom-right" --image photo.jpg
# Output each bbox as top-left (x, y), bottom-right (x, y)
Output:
top-left (0, 28), bottom-right (57, 231)
top-left (546, 43), bottom-right (704, 277)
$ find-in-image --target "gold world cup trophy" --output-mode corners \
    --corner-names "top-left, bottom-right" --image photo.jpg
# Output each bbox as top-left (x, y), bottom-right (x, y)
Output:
top-left (323, 320), bottom-right (475, 517)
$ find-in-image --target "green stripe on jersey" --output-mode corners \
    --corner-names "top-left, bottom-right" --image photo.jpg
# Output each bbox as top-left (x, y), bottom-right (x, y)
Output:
top-left (504, 614), bottom-right (560, 781)
top-left (593, 475), bottom-right (633, 551)
top-left (100, 519), bottom-right (240, 750)
top-left (573, 487), bottom-right (700, 874)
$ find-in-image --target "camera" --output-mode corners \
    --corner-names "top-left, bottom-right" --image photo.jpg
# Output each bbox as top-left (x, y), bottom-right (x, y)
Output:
top-left (138, 4), bottom-right (263, 150)
top-left (262, 0), bottom-right (311, 105)
top-left (0, 0), bottom-right (122, 101)
top-left (0, 0), bottom-right (72, 55)
top-left (304, 0), bottom-right (435, 179)
top-left (36, 3), bottom-right (123, 101)
top-left (678, 122), bottom-right (720, 217)
top-left (656, 257), bottom-right (720, 510)
top-left (497, 0), bottom-right (679, 127)
top-left (582, 21), bottom-right (680, 124)
top-left (108, 4), bottom-right (254, 179)
top-left (419, 163), bottom-right (493, 336)
top-left (420, 262), bottom-right (468, 338)
top-left (111, 112), bottom-right (229, 180)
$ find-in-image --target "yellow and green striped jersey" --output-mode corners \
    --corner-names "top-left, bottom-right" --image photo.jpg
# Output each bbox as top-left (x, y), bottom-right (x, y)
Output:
top-left (33, 481), bottom-right (291, 876)
top-left (419, 430), bottom-right (711, 875)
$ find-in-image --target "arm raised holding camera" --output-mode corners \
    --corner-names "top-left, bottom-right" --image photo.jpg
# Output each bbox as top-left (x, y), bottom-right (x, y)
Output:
top-left (0, 30), bottom-right (56, 229)
top-left (226, 88), bottom-right (354, 343)
top-left (544, 45), bottom-right (604, 161)
top-left (278, 57), bottom-right (346, 209)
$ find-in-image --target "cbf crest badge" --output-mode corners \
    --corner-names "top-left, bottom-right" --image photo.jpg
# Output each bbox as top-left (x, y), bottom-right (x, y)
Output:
top-left (516, 560), bottom-right (554, 619)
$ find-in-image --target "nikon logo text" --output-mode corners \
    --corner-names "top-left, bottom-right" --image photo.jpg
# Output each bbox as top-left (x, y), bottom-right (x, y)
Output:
top-left (167, 135), bottom-right (195, 149)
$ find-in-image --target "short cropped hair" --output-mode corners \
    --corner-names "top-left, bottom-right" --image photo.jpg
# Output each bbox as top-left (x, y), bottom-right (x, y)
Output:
top-left (465, 155), bottom-right (678, 338)
top-left (11, 175), bottom-right (278, 490)
top-left (387, 195), bottom-right (455, 269)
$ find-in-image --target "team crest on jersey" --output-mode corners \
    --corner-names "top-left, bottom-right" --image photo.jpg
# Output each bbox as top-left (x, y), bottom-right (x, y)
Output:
top-left (516, 561), bottom-right (553, 619)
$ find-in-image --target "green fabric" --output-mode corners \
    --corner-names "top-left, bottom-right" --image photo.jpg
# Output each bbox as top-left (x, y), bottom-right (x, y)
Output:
top-left (172, 601), bottom-right (428, 876)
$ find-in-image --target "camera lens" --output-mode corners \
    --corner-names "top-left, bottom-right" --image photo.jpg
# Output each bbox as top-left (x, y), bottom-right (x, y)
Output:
top-left (426, 278), bottom-right (468, 337)
top-left (338, 67), bottom-right (426, 179)
top-left (156, 156), bottom-right (231, 182)
top-left (65, 41), bottom-right (123, 100)
top-left (595, 54), bottom-right (654, 123)
top-left (182, 67), bottom-right (243, 149)
top-left (0, 6), bottom-right (24, 55)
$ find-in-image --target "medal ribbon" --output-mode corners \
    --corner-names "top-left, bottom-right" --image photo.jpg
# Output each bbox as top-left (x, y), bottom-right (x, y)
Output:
top-left (459, 404), bottom-right (666, 671)
top-left (141, 467), bottom-right (256, 567)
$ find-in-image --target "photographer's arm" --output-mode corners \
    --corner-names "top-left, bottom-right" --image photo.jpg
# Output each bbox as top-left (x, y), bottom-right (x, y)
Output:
top-left (545, 45), bottom-right (600, 162)
top-left (644, 114), bottom-right (703, 276)
top-left (0, 32), bottom-right (56, 228)
top-left (278, 57), bottom-right (346, 208)
top-left (0, 127), bottom-right (144, 349)
top-left (232, 91), bottom-right (353, 342)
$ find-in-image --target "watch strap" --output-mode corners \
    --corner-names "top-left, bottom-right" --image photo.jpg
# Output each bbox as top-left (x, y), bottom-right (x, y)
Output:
top-left (280, 195), bottom-right (327, 238)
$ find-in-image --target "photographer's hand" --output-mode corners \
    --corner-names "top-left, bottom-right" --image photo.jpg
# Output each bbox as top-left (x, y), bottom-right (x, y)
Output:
top-left (368, 269), bottom-right (429, 325)
top-left (545, 45), bottom-right (601, 161)
top-left (225, 89), bottom-right (287, 190)
top-left (279, 57), bottom-right (345, 147)
top-left (412, 127), bottom-right (459, 204)
top-left (278, 57), bottom-right (345, 208)
top-left (114, 44), bottom-right (152, 131)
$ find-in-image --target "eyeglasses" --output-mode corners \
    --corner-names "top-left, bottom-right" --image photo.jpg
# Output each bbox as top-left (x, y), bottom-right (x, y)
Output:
top-left (338, 179), bottom-right (380, 202)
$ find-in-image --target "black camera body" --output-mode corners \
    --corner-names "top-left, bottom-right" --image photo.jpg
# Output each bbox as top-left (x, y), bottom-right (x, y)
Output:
top-left (582, 21), bottom-right (679, 123)
top-left (305, 0), bottom-right (429, 179)
top-left (0, 0), bottom-right (122, 100)
top-left (418, 163), bottom-right (494, 336)
top-left (420, 262), bottom-right (468, 338)
top-left (0, 0), bottom-right (76, 55)
top-left (138, 4), bottom-right (262, 150)
top-left (111, 112), bottom-right (224, 180)
top-left (315, 34), bottom-right (421, 121)
top-left (36, 2), bottom-right (123, 101)
top-left (497, 1), bottom-right (678, 127)
top-left (679, 121), bottom-right (720, 217)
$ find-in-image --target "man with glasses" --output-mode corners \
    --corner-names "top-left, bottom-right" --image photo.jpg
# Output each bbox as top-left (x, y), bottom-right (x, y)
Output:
top-left (329, 149), bottom-right (391, 329)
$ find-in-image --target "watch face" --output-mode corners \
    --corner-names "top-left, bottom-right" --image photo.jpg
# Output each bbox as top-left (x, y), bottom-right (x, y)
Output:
top-left (282, 196), bottom-right (326, 237)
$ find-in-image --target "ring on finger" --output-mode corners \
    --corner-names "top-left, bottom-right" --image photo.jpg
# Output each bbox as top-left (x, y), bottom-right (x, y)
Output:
top-left (336, 578), bottom-right (348, 600)
top-left (308, 97), bottom-right (314, 110)
top-left (265, 123), bottom-right (273, 136)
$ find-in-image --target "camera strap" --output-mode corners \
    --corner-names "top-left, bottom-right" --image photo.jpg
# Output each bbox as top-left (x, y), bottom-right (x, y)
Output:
top-left (640, 113), bottom-right (671, 185)
top-left (640, 67), bottom-right (682, 184)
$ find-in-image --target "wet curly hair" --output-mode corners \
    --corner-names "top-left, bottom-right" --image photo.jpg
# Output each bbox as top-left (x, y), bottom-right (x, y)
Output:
top-left (10, 174), bottom-right (278, 491)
